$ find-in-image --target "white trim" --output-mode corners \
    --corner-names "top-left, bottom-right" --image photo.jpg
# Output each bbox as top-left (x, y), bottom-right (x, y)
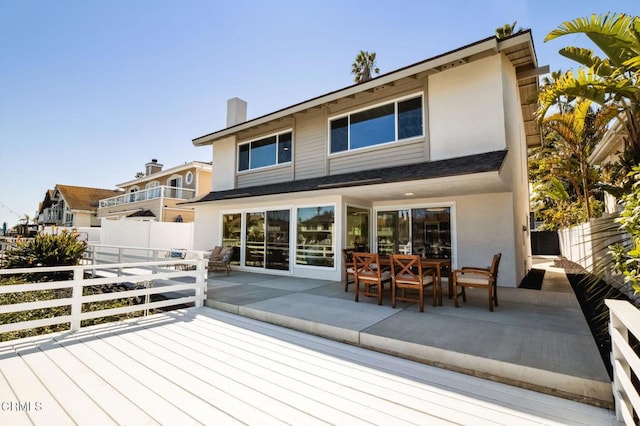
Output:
top-left (237, 129), bottom-right (293, 172)
top-left (185, 171), bottom-right (194, 185)
top-left (327, 92), bottom-right (424, 156)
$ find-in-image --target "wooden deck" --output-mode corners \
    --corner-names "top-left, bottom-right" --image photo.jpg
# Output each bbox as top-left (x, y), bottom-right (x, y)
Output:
top-left (0, 307), bottom-right (615, 425)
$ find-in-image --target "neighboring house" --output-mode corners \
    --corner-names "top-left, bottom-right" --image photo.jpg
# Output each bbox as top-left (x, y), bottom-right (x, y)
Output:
top-left (589, 116), bottom-right (626, 215)
top-left (190, 31), bottom-right (545, 286)
top-left (38, 185), bottom-right (122, 227)
top-left (97, 159), bottom-right (212, 223)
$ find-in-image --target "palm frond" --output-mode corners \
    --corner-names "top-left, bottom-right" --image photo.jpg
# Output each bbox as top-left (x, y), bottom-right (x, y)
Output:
top-left (546, 13), bottom-right (638, 67)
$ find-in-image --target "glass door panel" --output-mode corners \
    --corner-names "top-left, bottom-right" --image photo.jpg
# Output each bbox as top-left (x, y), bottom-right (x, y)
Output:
top-left (412, 208), bottom-right (451, 258)
top-left (222, 213), bottom-right (241, 265)
top-left (266, 210), bottom-right (290, 270)
top-left (346, 206), bottom-right (370, 251)
top-left (376, 209), bottom-right (410, 255)
top-left (245, 212), bottom-right (265, 267)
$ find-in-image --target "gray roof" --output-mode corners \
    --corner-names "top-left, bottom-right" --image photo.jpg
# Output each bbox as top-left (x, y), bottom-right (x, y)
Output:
top-left (191, 150), bottom-right (507, 203)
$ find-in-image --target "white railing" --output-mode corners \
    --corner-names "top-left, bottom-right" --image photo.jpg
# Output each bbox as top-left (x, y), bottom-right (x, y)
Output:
top-left (99, 185), bottom-right (196, 208)
top-left (606, 299), bottom-right (640, 424)
top-left (0, 256), bottom-right (207, 336)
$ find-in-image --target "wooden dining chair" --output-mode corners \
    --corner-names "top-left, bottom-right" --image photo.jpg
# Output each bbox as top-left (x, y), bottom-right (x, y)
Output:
top-left (452, 253), bottom-right (501, 312)
top-left (389, 254), bottom-right (436, 312)
top-left (353, 252), bottom-right (391, 305)
top-left (342, 248), bottom-right (355, 292)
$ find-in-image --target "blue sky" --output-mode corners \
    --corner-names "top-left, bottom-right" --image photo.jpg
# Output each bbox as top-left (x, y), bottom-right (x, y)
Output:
top-left (1, 1), bottom-right (640, 229)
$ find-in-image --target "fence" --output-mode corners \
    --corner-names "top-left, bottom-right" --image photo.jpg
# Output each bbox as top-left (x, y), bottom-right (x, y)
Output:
top-left (0, 246), bottom-right (207, 336)
top-left (606, 299), bottom-right (640, 425)
top-left (558, 215), bottom-right (625, 282)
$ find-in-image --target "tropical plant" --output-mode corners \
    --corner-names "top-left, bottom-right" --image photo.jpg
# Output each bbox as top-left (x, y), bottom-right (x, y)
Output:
top-left (610, 166), bottom-right (640, 294)
top-left (495, 21), bottom-right (521, 39)
top-left (536, 13), bottom-right (640, 197)
top-left (351, 50), bottom-right (380, 83)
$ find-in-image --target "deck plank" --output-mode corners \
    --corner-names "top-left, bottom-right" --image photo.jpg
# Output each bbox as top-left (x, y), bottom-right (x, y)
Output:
top-left (187, 308), bottom-right (616, 425)
top-left (0, 346), bottom-right (73, 425)
top-left (0, 362), bottom-right (33, 426)
top-left (0, 307), bottom-right (616, 425)
top-left (129, 317), bottom-right (433, 425)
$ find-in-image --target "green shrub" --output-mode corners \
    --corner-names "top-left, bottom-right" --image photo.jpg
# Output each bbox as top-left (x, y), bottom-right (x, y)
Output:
top-left (3, 230), bottom-right (87, 281)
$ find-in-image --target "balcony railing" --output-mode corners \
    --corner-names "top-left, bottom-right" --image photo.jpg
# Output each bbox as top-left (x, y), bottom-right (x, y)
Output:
top-left (39, 207), bottom-right (62, 223)
top-left (99, 186), bottom-right (196, 208)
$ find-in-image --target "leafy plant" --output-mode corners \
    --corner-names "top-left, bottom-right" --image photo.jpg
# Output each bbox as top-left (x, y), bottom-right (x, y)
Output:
top-left (610, 166), bottom-right (640, 294)
top-left (3, 230), bottom-right (87, 281)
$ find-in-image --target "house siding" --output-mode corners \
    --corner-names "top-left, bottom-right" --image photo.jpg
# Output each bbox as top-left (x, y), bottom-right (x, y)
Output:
top-left (294, 109), bottom-right (327, 180)
top-left (328, 138), bottom-right (427, 175)
top-left (237, 164), bottom-right (293, 187)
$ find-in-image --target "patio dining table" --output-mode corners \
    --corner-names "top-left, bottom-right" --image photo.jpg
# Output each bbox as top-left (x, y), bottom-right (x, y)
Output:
top-left (378, 255), bottom-right (451, 306)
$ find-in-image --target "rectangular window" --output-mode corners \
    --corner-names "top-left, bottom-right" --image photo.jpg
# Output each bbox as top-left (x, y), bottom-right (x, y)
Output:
top-left (238, 131), bottom-right (293, 171)
top-left (297, 206), bottom-right (334, 267)
top-left (330, 94), bottom-right (423, 153)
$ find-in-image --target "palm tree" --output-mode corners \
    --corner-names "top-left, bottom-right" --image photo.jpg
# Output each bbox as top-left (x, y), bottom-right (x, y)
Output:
top-left (351, 50), bottom-right (380, 84)
top-left (541, 99), bottom-right (609, 218)
top-left (495, 21), bottom-right (520, 39)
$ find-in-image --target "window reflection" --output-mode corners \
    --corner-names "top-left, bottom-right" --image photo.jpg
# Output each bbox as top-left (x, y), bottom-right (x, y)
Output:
top-left (297, 206), bottom-right (334, 267)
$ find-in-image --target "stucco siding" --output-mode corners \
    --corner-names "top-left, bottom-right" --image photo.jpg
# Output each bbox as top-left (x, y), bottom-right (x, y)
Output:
top-left (453, 192), bottom-right (517, 286)
top-left (213, 136), bottom-right (237, 191)
top-left (428, 55), bottom-right (506, 161)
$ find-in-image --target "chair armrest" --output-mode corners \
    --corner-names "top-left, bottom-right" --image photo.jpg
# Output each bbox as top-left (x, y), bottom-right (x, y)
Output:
top-left (453, 268), bottom-right (491, 276)
top-left (461, 266), bottom-right (490, 272)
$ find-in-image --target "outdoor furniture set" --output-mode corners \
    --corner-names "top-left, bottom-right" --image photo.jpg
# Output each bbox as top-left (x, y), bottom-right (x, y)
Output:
top-left (344, 248), bottom-right (500, 312)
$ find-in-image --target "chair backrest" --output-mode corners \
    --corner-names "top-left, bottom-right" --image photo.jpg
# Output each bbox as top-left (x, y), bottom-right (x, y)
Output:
top-left (390, 254), bottom-right (422, 284)
top-left (353, 252), bottom-right (381, 280)
top-left (490, 253), bottom-right (502, 283)
top-left (342, 248), bottom-right (354, 271)
top-left (220, 246), bottom-right (234, 262)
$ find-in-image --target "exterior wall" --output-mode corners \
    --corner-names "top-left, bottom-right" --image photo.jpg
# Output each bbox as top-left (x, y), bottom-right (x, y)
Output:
top-left (72, 212), bottom-right (93, 228)
top-left (499, 54), bottom-right (531, 282)
top-left (193, 190), bottom-right (519, 286)
top-left (212, 136), bottom-right (237, 191)
top-left (294, 109), bottom-right (327, 179)
top-left (428, 55), bottom-right (506, 160)
top-left (373, 192), bottom-right (517, 287)
top-left (193, 194), bottom-right (344, 281)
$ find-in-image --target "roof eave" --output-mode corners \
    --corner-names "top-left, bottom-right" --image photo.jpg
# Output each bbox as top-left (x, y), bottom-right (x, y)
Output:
top-left (191, 36), bottom-right (524, 147)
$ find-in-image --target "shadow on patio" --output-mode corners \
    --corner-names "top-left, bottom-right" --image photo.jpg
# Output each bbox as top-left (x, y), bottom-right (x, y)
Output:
top-left (205, 256), bottom-right (612, 408)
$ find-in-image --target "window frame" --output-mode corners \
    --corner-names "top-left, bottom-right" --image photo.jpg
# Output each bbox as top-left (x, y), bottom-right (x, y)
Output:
top-left (237, 129), bottom-right (293, 173)
top-left (327, 92), bottom-right (424, 155)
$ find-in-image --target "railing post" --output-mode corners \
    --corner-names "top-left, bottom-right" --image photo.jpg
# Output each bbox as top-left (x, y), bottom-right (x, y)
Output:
top-left (195, 258), bottom-right (207, 307)
top-left (118, 248), bottom-right (124, 276)
top-left (70, 267), bottom-right (83, 332)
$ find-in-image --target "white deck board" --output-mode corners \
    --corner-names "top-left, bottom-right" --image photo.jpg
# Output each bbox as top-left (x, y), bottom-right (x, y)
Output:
top-left (0, 307), bottom-right (616, 425)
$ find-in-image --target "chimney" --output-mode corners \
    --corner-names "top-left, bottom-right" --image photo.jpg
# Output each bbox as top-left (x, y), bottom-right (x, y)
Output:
top-left (145, 159), bottom-right (163, 176)
top-left (226, 97), bottom-right (247, 127)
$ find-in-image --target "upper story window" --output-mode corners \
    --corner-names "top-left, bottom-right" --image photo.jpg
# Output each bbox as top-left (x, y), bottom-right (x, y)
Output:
top-left (185, 171), bottom-right (193, 185)
top-left (330, 94), bottom-right (423, 154)
top-left (238, 131), bottom-right (292, 172)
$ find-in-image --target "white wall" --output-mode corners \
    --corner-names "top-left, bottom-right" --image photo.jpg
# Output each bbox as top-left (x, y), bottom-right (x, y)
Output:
top-left (212, 136), bottom-right (236, 191)
top-left (100, 219), bottom-right (194, 250)
top-left (454, 193), bottom-right (517, 287)
top-left (428, 55), bottom-right (506, 160)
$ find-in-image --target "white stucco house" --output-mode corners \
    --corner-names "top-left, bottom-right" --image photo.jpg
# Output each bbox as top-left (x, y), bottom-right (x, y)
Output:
top-left (189, 31), bottom-right (546, 287)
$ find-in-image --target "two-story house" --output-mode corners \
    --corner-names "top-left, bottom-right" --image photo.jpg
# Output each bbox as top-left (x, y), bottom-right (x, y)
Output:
top-left (190, 31), bottom-right (545, 286)
top-left (97, 159), bottom-right (212, 222)
top-left (38, 185), bottom-right (122, 227)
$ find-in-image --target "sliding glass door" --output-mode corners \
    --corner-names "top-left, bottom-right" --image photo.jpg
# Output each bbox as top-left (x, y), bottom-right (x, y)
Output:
top-left (377, 207), bottom-right (451, 258)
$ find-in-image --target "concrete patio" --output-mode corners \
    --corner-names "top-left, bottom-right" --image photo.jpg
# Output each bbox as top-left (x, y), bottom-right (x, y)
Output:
top-left (205, 256), bottom-right (613, 408)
